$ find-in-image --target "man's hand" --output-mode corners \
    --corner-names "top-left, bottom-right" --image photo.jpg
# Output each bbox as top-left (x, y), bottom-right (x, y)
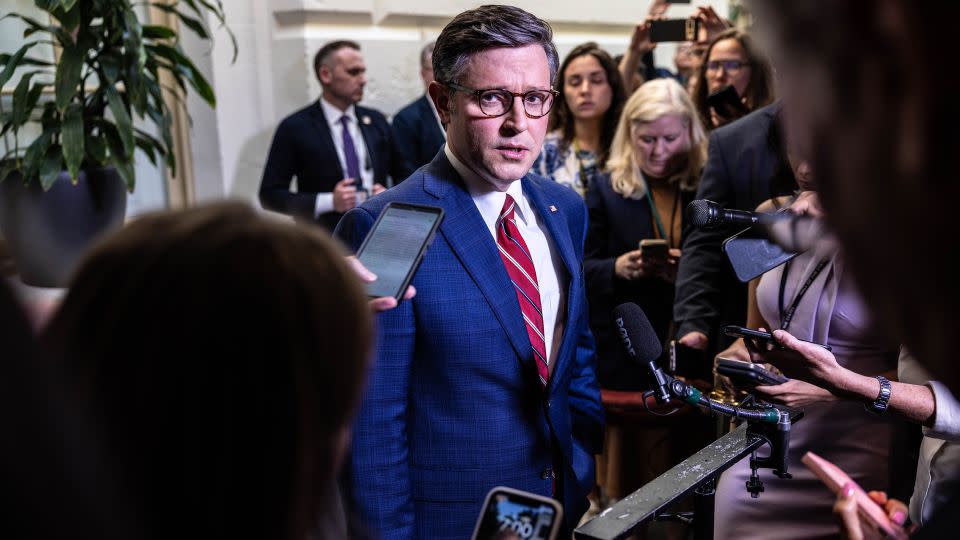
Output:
top-left (333, 178), bottom-right (358, 213)
top-left (347, 256), bottom-right (416, 312)
top-left (372, 183), bottom-right (387, 196)
top-left (628, 19), bottom-right (657, 57)
top-left (694, 6), bottom-right (730, 44)
top-left (679, 331), bottom-right (709, 351)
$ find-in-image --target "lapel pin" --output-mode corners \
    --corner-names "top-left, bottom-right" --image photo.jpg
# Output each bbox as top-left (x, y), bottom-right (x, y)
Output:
top-left (549, 205), bottom-right (557, 213)
top-left (361, 115), bottom-right (372, 125)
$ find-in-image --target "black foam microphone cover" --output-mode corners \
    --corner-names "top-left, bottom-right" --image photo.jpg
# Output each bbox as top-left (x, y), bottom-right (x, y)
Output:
top-left (687, 199), bottom-right (720, 228)
top-left (612, 303), bottom-right (662, 364)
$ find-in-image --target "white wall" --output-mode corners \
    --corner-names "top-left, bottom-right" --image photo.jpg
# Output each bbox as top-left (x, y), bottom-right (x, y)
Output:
top-left (189, 0), bottom-right (729, 205)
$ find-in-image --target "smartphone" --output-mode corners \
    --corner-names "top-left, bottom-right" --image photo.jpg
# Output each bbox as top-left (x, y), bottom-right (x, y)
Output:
top-left (723, 325), bottom-right (833, 352)
top-left (639, 238), bottom-right (669, 260)
top-left (706, 85), bottom-right (750, 121)
top-left (716, 356), bottom-right (788, 387)
top-left (649, 18), bottom-right (701, 43)
top-left (722, 225), bottom-right (798, 283)
top-left (355, 202), bottom-right (444, 301)
top-left (801, 452), bottom-right (909, 540)
top-left (470, 486), bottom-right (563, 540)
top-left (669, 340), bottom-right (711, 381)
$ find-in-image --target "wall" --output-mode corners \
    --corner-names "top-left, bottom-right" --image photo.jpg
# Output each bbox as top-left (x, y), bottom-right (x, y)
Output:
top-left (187, 0), bottom-right (730, 206)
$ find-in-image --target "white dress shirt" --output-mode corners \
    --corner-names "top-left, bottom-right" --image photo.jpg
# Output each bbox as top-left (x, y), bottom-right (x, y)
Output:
top-left (444, 144), bottom-right (567, 366)
top-left (899, 349), bottom-right (960, 525)
top-left (315, 96), bottom-right (374, 217)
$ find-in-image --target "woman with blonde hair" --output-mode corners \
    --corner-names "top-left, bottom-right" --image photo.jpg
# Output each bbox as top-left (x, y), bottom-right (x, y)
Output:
top-left (585, 78), bottom-right (707, 391)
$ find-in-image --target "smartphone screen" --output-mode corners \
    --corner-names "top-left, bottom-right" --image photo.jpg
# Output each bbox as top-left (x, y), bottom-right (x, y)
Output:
top-left (356, 202), bottom-right (444, 300)
top-left (471, 487), bottom-right (562, 540)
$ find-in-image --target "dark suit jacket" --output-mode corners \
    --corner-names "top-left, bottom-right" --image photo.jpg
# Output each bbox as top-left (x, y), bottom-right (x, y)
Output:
top-left (672, 103), bottom-right (797, 353)
top-left (334, 151), bottom-right (604, 540)
top-left (584, 173), bottom-right (695, 390)
top-left (391, 95), bottom-right (446, 173)
top-left (259, 101), bottom-right (412, 231)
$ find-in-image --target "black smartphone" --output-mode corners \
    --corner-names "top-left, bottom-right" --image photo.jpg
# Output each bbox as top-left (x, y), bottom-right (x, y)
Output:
top-left (722, 225), bottom-right (798, 283)
top-left (723, 325), bottom-right (832, 352)
top-left (649, 18), bottom-right (701, 42)
top-left (716, 356), bottom-right (788, 387)
top-left (706, 85), bottom-right (750, 121)
top-left (470, 486), bottom-right (563, 540)
top-left (639, 238), bottom-right (669, 261)
top-left (669, 340), bottom-right (711, 381)
top-left (355, 202), bottom-right (444, 301)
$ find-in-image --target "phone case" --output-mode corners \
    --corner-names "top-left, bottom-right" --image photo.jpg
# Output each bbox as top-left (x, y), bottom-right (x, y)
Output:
top-left (470, 486), bottom-right (563, 540)
top-left (801, 452), bottom-right (908, 540)
top-left (716, 359), bottom-right (788, 386)
top-left (722, 226), bottom-right (798, 283)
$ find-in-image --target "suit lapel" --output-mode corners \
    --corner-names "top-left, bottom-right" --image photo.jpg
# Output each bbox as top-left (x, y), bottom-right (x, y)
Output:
top-left (310, 102), bottom-right (344, 179)
top-left (355, 106), bottom-right (381, 179)
top-left (425, 156), bottom-right (533, 367)
top-left (522, 176), bottom-right (581, 389)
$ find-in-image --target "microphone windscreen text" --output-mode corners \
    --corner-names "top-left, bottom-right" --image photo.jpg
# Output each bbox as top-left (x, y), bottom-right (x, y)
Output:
top-left (613, 303), bottom-right (671, 403)
top-left (612, 303), bottom-right (662, 363)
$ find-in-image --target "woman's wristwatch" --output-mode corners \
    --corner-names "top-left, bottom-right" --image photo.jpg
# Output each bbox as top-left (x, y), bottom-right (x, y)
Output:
top-left (865, 375), bottom-right (892, 415)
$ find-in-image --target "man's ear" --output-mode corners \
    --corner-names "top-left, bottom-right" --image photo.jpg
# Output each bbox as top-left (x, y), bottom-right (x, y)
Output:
top-left (428, 81), bottom-right (452, 125)
top-left (318, 64), bottom-right (332, 86)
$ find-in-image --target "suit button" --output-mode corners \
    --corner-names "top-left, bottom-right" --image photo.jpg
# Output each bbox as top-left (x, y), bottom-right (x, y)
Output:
top-left (546, 399), bottom-right (552, 409)
top-left (541, 468), bottom-right (554, 480)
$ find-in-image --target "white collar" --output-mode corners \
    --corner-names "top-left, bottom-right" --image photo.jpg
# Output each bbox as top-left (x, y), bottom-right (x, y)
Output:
top-left (444, 144), bottom-right (531, 230)
top-left (319, 96), bottom-right (356, 128)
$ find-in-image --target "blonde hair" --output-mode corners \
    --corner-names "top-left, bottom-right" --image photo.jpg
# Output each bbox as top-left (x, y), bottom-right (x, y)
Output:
top-left (607, 78), bottom-right (708, 199)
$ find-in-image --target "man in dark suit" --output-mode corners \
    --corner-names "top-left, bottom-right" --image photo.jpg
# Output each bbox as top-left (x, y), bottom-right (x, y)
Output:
top-left (673, 103), bottom-right (797, 354)
top-left (259, 40), bottom-right (411, 231)
top-left (335, 6), bottom-right (603, 539)
top-left (391, 41), bottom-right (446, 172)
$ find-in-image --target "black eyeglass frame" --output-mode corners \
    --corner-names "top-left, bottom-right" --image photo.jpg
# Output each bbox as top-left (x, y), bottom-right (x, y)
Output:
top-left (444, 81), bottom-right (560, 119)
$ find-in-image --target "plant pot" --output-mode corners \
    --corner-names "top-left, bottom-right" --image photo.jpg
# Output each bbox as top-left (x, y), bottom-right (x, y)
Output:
top-left (0, 167), bottom-right (127, 288)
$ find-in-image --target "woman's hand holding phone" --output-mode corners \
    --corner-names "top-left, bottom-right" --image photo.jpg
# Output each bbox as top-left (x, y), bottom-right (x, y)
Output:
top-left (746, 328), bottom-right (848, 395)
top-left (615, 249), bottom-right (662, 281)
top-left (835, 488), bottom-right (911, 540)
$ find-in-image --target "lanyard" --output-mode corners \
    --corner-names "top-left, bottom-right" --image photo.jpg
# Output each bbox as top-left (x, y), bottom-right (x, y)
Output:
top-left (571, 140), bottom-right (592, 191)
top-left (778, 257), bottom-right (831, 332)
top-left (640, 171), bottom-right (668, 241)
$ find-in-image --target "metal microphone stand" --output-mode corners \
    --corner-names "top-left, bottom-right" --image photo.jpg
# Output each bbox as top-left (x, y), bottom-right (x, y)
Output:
top-left (574, 374), bottom-right (802, 540)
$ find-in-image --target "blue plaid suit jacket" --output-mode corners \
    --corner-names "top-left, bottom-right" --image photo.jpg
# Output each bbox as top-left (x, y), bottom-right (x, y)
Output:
top-left (335, 151), bottom-right (604, 540)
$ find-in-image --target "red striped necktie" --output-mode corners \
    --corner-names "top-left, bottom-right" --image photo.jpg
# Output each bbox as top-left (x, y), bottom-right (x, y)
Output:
top-left (496, 194), bottom-right (549, 387)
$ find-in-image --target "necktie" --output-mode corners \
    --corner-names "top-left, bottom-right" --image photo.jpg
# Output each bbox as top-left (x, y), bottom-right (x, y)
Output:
top-left (496, 195), bottom-right (549, 387)
top-left (339, 115), bottom-right (361, 181)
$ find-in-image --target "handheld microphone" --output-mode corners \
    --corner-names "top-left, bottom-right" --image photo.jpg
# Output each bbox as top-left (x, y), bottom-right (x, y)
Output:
top-left (687, 199), bottom-right (783, 229)
top-left (613, 303), bottom-right (671, 404)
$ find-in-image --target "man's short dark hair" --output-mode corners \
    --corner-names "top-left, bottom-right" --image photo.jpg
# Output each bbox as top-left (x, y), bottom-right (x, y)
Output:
top-left (313, 40), bottom-right (361, 82)
top-left (432, 5), bottom-right (559, 86)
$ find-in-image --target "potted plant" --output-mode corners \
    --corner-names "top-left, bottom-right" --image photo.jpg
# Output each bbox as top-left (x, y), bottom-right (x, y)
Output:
top-left (0, 0), bottom-right (234, 286)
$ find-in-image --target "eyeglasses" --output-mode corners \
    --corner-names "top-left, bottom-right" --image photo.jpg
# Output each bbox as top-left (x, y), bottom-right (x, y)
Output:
top-left (705, 60), bottom-right (751, 74)
top-left (445, 82), bottom-right (559, 118)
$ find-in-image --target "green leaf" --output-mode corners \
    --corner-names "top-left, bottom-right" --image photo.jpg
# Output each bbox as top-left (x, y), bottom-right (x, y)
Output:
top-left (54, 44), bottom-right (84, 110)
top-left (147, 43), bottom-right (215, 106)
top-left (22, 130), bottom-right (52, 183)
top-left (0, 42), bottom-right (40, 89)
top-left (0, 54), bottom-right (53, 67)
top-left (39, 143), bottom-right (63, 190)
top-left (102, 121), bottom-right (136, 191)
top-left (99, 52), bottom-right (120, 83)
top-left (24, 81), bottom-right (50, 122)
top-left (60, 0), bottom-right (79, 12)
top-left (11, 71), bottom-right (38, 126)
top-left (51, 4), bottom-right (80, 31)
top-left (149, 3), bottom-right (209, 40)
top-left (87, 131), bottom-right (107, 163)
top-left (61, 103), bottom-right (84, 182)
top-left (0, 159), bottom-right (19, 183)
top-left (134, 134), bottom-right (157, 166)
top-left (33, 0), bottom-right (61, 10)
top-left (105, 85), bottom-right (133, 158)
top-left (142, 25), bottom-right (177, 40)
